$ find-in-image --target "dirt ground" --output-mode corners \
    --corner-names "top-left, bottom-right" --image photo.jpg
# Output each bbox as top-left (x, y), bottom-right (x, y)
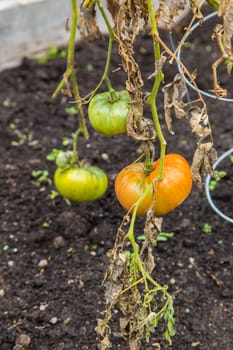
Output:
top-left (0, 6), bottom-right (232, 350)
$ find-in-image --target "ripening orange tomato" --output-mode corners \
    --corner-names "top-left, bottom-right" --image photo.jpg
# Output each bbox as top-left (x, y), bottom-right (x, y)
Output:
top-left (115, 154), bottom-right (192, 216)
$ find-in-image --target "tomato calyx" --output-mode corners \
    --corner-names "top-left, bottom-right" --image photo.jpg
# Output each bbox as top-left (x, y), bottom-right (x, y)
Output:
top-left (143, 150), bottom-right (155, 176)
top-left (56, 151), bottom-right (81, 170)
top-left (107, 89), bottom-right (122, 103)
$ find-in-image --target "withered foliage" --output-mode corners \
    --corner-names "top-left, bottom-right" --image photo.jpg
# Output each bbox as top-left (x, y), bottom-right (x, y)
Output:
top-left (140, 212), bottom-right (163, 274)
top-left (79, 3), bottom-right (102, 41)
top-left (189, 0), bottom-right (204, 20)
top-left (191, 142), bottom-right (218, 188)
top-left (218, 0), bottom-right (233, 57)
top-left (112, 0), bottom-right (150, 139)
top-left (211, 0), bottom-right (233, 96)
top-left (156, 0), bottom-right (187, 30)
top-left (189, 107), bottom-right (217, 188)
top-left (162, 74), bottom-right (188, 135)
top-left (96, 212), bottom-right (174, 350)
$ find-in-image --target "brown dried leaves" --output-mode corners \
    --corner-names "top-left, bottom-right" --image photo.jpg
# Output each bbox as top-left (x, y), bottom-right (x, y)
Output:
top-left (114, 0), bottom-right (149, 139)
top-left (156, 0), bottom-right (188, 30)
top-left (79, 4), bottom-right (102, 41)
top-left (191, 142), bottom-right (217, 188)
top-left (189, 107), bottom-right (217, 188)
top-left (96, 212), bottom-right (167, 350)
top-left (218, 0), bottom-right (233, 58)
top-left (211, 1), bottom-right (233, 96)
top-left (140, 212), bottom-right (163, 274)
top-left (162, 74), bottom-right (188, 134)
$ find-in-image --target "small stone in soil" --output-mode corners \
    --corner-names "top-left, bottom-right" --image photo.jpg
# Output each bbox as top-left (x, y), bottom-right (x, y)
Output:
top-left (38, 259), bottom-right (48, 268)
top-left (53, 236), bottom-right (65, 249)
top-left (14, 334), bottom-right (31, 349)
top-left (50, 317), bottom-right (58, 325)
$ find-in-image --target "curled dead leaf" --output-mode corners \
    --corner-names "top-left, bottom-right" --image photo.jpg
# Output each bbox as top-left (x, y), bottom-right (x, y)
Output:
top-left (127, 110), bottom-right (156, 141)
top-left (189, 107), bottom-right (211, 142)
top-left (191, 142), bottom-right (218, 188)
top-left (162, 74), bottom-right (188, 134)
top-left (79, 5), bottom-right (102, 41)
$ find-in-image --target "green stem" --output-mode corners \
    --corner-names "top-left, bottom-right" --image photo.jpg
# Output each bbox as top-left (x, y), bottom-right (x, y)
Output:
top-left (52, 0), bottom-right (78, 98)
top-left (126, 184), bottom-right (166, 291)
top-left (71, 71), bottom-right (89, 139)
top-left (97, 0), bottom-right (116, 93)
top-left (147, 0), bottom-right (167, 180)
top-left (72, 127), bottom-right (82, 167)
top-left (96, 0), bottom-right (116, 38)
top-left (52, 0), bottom-right (89, 163)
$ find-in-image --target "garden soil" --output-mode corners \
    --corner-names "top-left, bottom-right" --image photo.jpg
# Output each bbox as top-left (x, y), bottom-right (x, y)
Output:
top-left (0, 7), bottom-right (232, 350)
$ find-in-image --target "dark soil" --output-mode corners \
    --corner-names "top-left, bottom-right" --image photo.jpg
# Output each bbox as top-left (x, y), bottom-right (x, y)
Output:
top-left (0, 7), bottom-right (233, 350)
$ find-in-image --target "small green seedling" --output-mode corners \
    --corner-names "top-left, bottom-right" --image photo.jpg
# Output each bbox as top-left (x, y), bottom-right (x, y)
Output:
top-left (46, 148), bottom-right (62, 161)
top-left (65, 106), bottom-right (78, 115)
top-left (137, 231), bottom-right (175, 243)
top-left (9, 123), bottom-right (30, 147)
top-left (62, 137), bottom-right (73, 146)
top-left (48, 190), bottom-right (59, 200)
top-left (31, 170), bottom-right (51, 186)
top-left (202, 223), bottom-right (212, 234)
top-left (35, 46), bottom-right (67, 65)
top-left (42, 222), bottom-right (50, 228)
top-left (209, 170), bottom-right (227, 191)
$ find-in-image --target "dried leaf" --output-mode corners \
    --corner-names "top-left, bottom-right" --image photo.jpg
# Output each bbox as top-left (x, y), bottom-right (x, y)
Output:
top-left (140, 213), bottom-right (163, 273)
top-left (115, 0), bottom-right (149, 139)
top-left (79, 5), bottom-right (102, 41)
top-left (147, 54), bottom-right (167, 80)
top-left (96, 318), bottom-right (112, 350)
top-left (189, 0), bottom-right (204, 20)
top-left (127, 110), bottom-right (156, 141)
top-left (218, 0), bottom-right (233, 58)
top-left (162, 74), bottom-right (188, 134)
top-left (191, 142), bottom-right (218, 188)
top-left (156, 0), bottom-right (188, 30)
top-left (107, 0), bottom-right (120, 24)
top-left (189, 107), bottom-right (211, 142)
top-left (104, 250), bottom-right (128, 304)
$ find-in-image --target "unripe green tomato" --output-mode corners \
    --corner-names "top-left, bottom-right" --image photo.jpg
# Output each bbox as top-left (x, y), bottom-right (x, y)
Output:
top-left (54, 166), bottom-right (108, 202)
top-left (88, 90), bottom-right (131, 136)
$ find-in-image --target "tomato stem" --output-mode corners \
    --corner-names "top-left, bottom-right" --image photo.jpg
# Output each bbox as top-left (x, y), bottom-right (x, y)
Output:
top-left (144, 147), bottom-right (154, 176)
top-left (52, 0), bottom-right (89, 162)
top-left (126, 183), bottom-right (173, 295)
top-left (72, 128), bottom-right (82, 167)
top-left (147, 0), bottom-right (167, 180)
top-left (96, 0), bottom-right (116, 93)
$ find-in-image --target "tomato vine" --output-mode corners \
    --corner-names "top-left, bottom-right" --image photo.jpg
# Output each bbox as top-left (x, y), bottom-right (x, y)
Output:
top-left (50, 0), bottom-right (233, 348)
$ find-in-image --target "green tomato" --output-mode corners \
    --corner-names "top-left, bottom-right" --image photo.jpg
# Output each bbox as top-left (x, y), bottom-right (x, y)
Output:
top-left (88, 90), bottom-right (131, 136)
top-left (54, 165), bottom-right (108, 202)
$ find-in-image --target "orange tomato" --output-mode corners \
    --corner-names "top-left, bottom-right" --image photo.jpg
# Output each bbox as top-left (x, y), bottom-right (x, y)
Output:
top-left (115, 154), bottom-right (192, 216)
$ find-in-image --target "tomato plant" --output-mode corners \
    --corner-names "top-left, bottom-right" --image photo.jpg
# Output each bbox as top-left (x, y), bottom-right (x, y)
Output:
top-left (54, 165), bottom-right (108, 202)
top-left (51, 0), bottom-right (226, 348)
top-left (88, 90), bottom-right (131, 136)
top-left (115, 154), bottom-right (192, 216)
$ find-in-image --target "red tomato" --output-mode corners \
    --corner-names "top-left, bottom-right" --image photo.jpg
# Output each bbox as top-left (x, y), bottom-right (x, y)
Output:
top-left (115, 154), bottom-right (192, 216)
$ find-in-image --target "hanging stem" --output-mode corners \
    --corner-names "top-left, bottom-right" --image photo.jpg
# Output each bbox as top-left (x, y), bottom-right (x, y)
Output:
top-left (126, 183), bottom-right (172, 296)
top-left (147, 0), bottom-right (167, 180)
top-left (52, 0), bottom-right (88, 141)
top-left (52, 0), bottom-right (78, 98)
top-left (97, 0), bottom-right (116, 94)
